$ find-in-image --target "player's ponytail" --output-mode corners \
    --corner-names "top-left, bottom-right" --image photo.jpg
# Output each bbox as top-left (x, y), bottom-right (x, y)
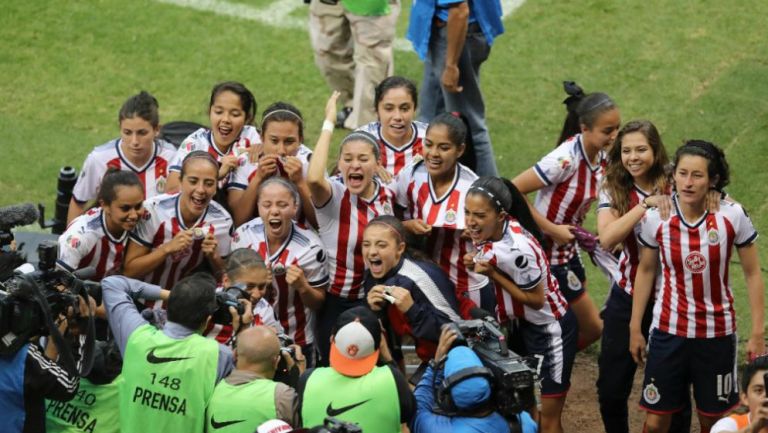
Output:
top-left (557, 81), bottom-right (616, 146)
top-left (673, 140), bottom-right (730, 191)
top-left (119, 90), bottom-right (160, 128)
top-left (468, 177), bottom-right (544, 245)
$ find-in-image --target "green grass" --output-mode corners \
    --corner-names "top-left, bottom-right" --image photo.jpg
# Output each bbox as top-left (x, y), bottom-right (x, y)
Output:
top-left (1, 0), bottom-right (767, 347)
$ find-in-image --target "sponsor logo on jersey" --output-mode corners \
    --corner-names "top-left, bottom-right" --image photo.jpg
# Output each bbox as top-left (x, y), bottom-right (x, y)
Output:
top-left (684, 251), bottom-right (707, 273)
top-left (326, 399), bottom-right (371, 417)
top-left (643, 382), bottom-right (661, 405)
top-left (557, 156), bottom-right (571, 170)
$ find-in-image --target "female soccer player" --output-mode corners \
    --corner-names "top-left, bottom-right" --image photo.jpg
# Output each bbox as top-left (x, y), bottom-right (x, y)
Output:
top-left (68, 91), bottom-right (176, 223)
top-left (58, 169), bottom-right (145, 281)
top-left (464, 176), bottom-right (577, 433)
top-left (166, 81), bottom-right (260, 193)
top-left (630, 140), bottom-right (766, 433)
top-left (394, 112), bottom-right (492, 318)
top-left (357, 76), bottom-right (427, 179)
top-left (124, 151), bottom-right (233, 295)
top-left (363, 215), bottom-right (461, 362)
top-left (307, 91), bottom-right (396, 363)
top-left (512, 89), bottom-right (621, 348)
top-left (232, 178), bottom-right (329, 365)
top-left (227, 102), bottom-right (315, 228)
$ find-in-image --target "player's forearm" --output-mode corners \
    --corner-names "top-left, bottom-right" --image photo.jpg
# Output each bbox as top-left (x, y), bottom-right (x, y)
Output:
top-left (296, 181), bottom-right (318, 229)
top-left (598, 205), bottom-right (645, 251)
top-left (230, 185), bottom-right (258, 227)
top-left (206, 253), bottom-right (227, 278)
top-left (741, 247), bottom-right (766, 337)
top-left (629, 265), bottom-right (655, 332)
top-left (123, 246), bottom-right (168, 278)
top-left (445, 2), bottom-right (469, 68)
top-left (297, 284), bottom-right (325, 311)
top-left (165, 172), bottom-right (181, 194)
top-left (67, 198), bottom-right (86, 224)
top-left (490, 268), bottom-right (545, 310)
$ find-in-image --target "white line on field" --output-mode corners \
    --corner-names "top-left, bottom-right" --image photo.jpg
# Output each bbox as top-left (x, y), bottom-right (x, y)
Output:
top-left (154, 0), bottom-right (526, 52)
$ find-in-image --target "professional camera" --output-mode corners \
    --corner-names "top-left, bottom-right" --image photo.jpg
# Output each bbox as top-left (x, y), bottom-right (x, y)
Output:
top-left (277, 332), bottom-right (296, 358)
top-left (211, 284), bottom-right (248, 325)
top-left (443, 315), bottom-right (537, 421)
top-left (308, 417), bottom-right (362, 433)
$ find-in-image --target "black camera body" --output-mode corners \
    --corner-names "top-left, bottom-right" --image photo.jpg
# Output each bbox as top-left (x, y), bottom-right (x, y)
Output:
top-left (211, 284), bottom-right (248, 325)
top-left (312, 417), bottom-right (362, 433)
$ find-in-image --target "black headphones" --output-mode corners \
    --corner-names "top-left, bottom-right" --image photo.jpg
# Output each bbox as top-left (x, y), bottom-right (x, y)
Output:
top-left (433, 360), bottom-right (495, 415)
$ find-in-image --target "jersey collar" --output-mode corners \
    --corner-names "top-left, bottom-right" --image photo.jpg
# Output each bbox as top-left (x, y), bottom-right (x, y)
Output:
top-left (207, 130), bottom-right (234, 157)
top-left (115, 139), bottom-right (158, 173)
top-left (428, 164), bottom-right (460, 204)
top-left (174, 194), bottom-right (209, 230)
top-left (262, 220), bottom-right (295, 263)
top-left (99, 208), bottom-right (129, 244)
top-left (671, 193), bottom-right (708, 229)
top-left (577, 135), bottom-right (604, 173)
top-left (377, 122), bottom-right (418, 152)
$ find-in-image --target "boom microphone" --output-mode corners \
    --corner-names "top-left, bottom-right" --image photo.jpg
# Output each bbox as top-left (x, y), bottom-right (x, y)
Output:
top-left (0, 203), bottom-right (39, 229)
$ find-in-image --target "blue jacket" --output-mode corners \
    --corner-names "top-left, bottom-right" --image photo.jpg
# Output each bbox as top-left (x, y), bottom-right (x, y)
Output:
top-left (0, 344), bottom-right (28, 432)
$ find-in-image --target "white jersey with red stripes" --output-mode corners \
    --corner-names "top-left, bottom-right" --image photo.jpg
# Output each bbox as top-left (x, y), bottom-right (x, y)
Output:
top-left (357, 120), bottom-right (427, 177)
top-left (475, 218), bottom-right (568, 325)
top-left (231, 218), bottom-right (330, 345)
top-left (203, 296), bottom-right (282, 345)
top-left (130, 193), bottom-right (233, 291)
top-left (597, 184), bottom-right (651, 296)
top-left (56, 208), bottom-right (127, 281)
top-left (394, 161), bottom-right (489, 298)
top-left (638, 195), bottom-right (758, 338)
top-left (72, 139), bottom-right (176, 203)
top-left (226, 144), bottom-right (313, 191)
top-left (533, 134), bottom-right (607, 265)
top-left (315, 177), bottom-right (396, 300)
top-left (169, 126), bottom-right (261, 172)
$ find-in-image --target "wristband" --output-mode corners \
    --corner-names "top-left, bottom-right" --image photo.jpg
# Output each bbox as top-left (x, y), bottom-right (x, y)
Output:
top-left (322, 119), bottom-right (334, 132)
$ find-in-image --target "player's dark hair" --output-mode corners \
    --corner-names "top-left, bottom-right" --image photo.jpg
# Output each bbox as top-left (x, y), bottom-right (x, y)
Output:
top-left (119, 91), bottom-right (160, 128)
top-left (427, 112), bottom-right (477, 172)
top-left (339, 130), bottom-right (381, 162)
top-left (226, 248), bottom-right (266, 281)
top-left (257, 177), bottom-right (300, 208)
top-left (557, 81), bottom-right (617, 146)
top-left (261, 101), bottom-right (304, 142)
top-left (468, 177), bottom-right (544, 245)
top-left (97, 168), bottom-right (144, 205)
top-left (180, 150), bottom-right (219, 180)
top-left (167, 273), bottom-right (218, 329)
top-left (741, 355), bottom-right (768, 394)
top-left (209, 81), bottom-right (257, 125)
top-left (374, 76), bottom-right (418, 111)
top-left (673, 139), bottom-right (730, 191)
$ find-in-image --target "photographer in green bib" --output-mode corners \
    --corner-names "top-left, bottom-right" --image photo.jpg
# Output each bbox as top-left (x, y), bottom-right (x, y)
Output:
top-left (102, 273), bottom-right (247, 433)
top-left (297, 306), bottom-right (415, 432)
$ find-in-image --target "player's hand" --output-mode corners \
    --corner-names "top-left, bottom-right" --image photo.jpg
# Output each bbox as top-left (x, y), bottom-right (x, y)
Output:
top-left (472, 259), bottom-right (493, 275)
top-left (389, 286), bottom-right (414, 314)
top-left (201, 233), bottom-right (219, 257)
top-left (746, 332), bottom-right (766, 362)
top-left (403, 219), bottom-right (431, 236)
top-left (247, 141), bottom-right (264, 164)
top-left (629, 329), bottom-right (646, 365)
top-left (435, 326), bottom-right (458, 362)
top-left (255, 154), bottom-right (279, 181)
top-left (282, 156), bottom-right (303, 183)
top-left (285, 265), bottom-right (308, 291)
top-left (463, 252), bottom-right (476, 271)
top-left (218, 155), bottom-right (239, 179)
top-left (163, 230), bottom-right (193, 254)
top-left (705, 189), bottom-right (724, 213)
top-left (748, 399), bottom-right (768, 433)
top-left (549, 224), bottom-right (575, 246)
top-left (367, 285), bottom-right (388, 312)
top-left (376, 165), bottom-right (393, 184)
top-left (231, 298), bottom-right (253, 334)
top-left (441, 64), bottom-right (463, 93)
top-left (324, 91), bottom-right (341, 123)
top-left (645, 194), bottom-right (672, 220)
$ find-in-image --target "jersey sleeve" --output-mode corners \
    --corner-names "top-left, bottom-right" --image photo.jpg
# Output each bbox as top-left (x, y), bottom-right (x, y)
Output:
top-left (393, 168), bottom-right (413, 214)
top-left (231, 224), bottom-right (252, 250)
top-left (130, 200), bottom-right (161, 247)
top-left (56, 226), bottom-right (96, 272)
top-left (226, 156), bottom-right (255, 191)
top-left (708, 416), bottom-right (738, 433)
top-left (730, 203), bottom-right (759, 247)
top-left (495, 242), bottom-right (543, 290)
top-left (71, 151), bottom-right (104, 203)
top-left (298, 241), bottom-right (330, 288)
top-left (169, 139), bottom-right (195, 172)
top-left (597, 184), bottom-right (613, 212)
top-left (212, 217), bottom-right (233, 257)
top-left (637, 210), bottom-right (661, 249)
top-left (533, 145), bottom-right (576, 187)
top-left (313, 177), bottom-right (344, 216)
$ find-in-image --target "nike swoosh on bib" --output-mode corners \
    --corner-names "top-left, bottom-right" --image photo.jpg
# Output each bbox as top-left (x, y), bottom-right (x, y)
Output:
top-left (326, 399), bottom-right (371, 417)
top-left (210, 416), bottom-right (245, 429)
top-left (146, 348), bottom-right (191, 364)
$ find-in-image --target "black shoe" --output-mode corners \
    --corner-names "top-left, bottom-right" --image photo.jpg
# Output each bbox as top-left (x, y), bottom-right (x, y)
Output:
top-left (336, 107), bottom-right (353, 128)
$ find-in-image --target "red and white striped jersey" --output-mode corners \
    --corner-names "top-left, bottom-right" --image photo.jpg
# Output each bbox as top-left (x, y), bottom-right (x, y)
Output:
top-left (638, 196), bottom-right (758, 338)
top-left (203, 297), bottom-right (282, 346)
top-left (533, 134), bottom-right (606, 265)
top-left (597, 184), bottom-right (651, 296)
top-left (56, 208), bottom-right (127, 281)
top-left (169, 126), bottom-right (261, 172)
top-left (315, 177), bottom-right (396, 300)
top-left (226, 144), bottom-right (313, 191)
top-left (231, 218), bottom-right (330, 345)
top-left (475, 218), bottom-right (568, 325)
top-left (129, 193), bottom-right (233, 292)
top-left (357, 120), bottom-right (428, 177)
top-left (72, 139), bottom-right (176, 203)
top-left (394, 161), bottom-right (489, 300)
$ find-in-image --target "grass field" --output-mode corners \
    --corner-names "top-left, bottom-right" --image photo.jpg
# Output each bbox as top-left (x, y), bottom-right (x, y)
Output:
top-left (1, 0), bottom-right (767, 348)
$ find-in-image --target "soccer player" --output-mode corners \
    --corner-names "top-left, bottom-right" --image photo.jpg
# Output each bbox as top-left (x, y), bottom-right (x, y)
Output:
top-left (357, 76), bottom-right (427, 179)
top-left (394, 112), bottom-right (493, 318)
top-left (165, 81), bottom-right (260, 193)
top-left (629, 140), bottom-right (766, 433)
top-left (227, 102), bottom-right (315, 228)
top-left (123, 151), bottom-right (233, 295)
top-left (306, 91), bottom-right (396, 364)
top-left (232, 178), bottom-right (329, 366)
top-left (67, 91), bottom-right (176, 223)
top-left (512, 88), bottom-right (621, 349)
top-left (58, 169), bottom-right (144, 281)
top-left (464, 176), bottom-right (576, 433)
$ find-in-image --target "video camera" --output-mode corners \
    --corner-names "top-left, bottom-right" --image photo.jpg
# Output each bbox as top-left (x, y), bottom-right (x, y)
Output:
top-left (443, 311), bottom-right (536, 421)
top-left (306, 417), bottom-right (362, 433)
top-left (211, 284), bottom-right (248, 325)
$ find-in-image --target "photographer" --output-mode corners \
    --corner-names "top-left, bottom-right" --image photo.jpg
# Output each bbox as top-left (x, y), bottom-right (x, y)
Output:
top-left (207, 326), bottom-right (305, 432)
top-left (0, 275), bottom-right (86, 433)
top-left (101, 274), bottom-right (243, 432)
top-left (412, 326), bottom-right (536, 433)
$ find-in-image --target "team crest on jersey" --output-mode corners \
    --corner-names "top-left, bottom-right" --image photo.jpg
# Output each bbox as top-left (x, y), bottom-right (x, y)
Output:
top-left (271, 261), bottom-right (287, 276)
top-left (707, 229), bottom-right (719, 245)
top-left (445, 209), bottom-right (457, 224)
top-left (643, 382), bottom-right (661, 404)
top-left (566, 270), bottom-right (582, 291)
top-left (684, 252), bottom-right (707, 273)
top-left (382, 202), bottom-right (393, 215)
top-left (156, 176), bottom-right (166, 194)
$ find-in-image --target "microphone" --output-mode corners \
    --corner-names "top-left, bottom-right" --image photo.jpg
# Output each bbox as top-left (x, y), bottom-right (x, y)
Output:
top-left (0, 203), bottom-right (39, 229)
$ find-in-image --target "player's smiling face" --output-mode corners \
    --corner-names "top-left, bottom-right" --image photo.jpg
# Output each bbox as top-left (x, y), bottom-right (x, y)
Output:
top-left (582, 108), bottom-right (621, 154)
top-left (262, 120), bottom-right (301, 158)
top-left (377, 87), bottom-right (415, 146)
top-left (362, 224), bottom-right (405, 278)
top-left (464, 193), bottom-right (504, 244)
top-left (102, 185), bottom-right (144, 235)
top-left (180, 159), bottom-right (218, 218)
top-left (338, 140), bottom-right (378, 198)
top-left (209, 90), bottom-right (247, 151)
top-left (257, 183), bottom-right (298, 241)
top-left (120, 116), bottom-right (158, 163)
top-left (424, 124), bottom-right (464, 180)
top-left (674, 155), bottom-right (711, 207)
top-left (620, 131), bottom-right (655, 181)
